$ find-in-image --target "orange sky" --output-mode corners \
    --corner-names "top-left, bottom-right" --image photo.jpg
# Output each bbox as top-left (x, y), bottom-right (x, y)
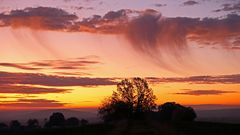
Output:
top-left (0, 0), bottom-right (240, 109)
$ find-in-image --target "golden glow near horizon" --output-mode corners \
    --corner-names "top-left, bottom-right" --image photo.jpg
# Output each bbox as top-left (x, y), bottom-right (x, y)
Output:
top-left (0, 0), bottom-right (240, 109)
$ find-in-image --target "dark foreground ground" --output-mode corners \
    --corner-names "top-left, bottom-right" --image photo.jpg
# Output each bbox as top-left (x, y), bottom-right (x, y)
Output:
top-left (1, 120), bottom-right (240, 135)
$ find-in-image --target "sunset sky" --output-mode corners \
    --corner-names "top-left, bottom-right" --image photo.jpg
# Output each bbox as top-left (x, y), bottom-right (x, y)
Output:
top-left (0, 0), bottom-right (240, 110)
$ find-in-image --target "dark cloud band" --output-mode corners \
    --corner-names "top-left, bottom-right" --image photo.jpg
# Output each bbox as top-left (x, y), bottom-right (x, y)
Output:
top-left (0, 71), bottom-right (116, 87)
top-left (146, 74), bottom-right (240, 84)
top-left (0, 99), bottom-right (65, 108)
top-left (174, 89), bottom-right (237, 96)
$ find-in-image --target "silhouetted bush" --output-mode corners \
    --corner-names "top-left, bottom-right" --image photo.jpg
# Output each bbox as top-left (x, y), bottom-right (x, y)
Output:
top-left (158, 102), bottom-right (197, 122)
top-left (0, 122), bottom-right (8, 130)
top-left (45, 112), bottom-right (65, 128)
top-left (99, 100), bottom-right (131, 122)
top-left (99, 78), bottom-right (156, 122)
top-left (66, 117), bottom-right (79, 127)
top-left (80, 119), bottom-right (89, 126)
top-left (27, 119), bottom-right (40, 129)
top-left (10, 120), bottom-right (22, 130)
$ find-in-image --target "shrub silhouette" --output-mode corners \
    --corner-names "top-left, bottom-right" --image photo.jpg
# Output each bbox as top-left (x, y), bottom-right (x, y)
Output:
top-left (66, 117), bottom-right (79, 127)
top-left (99, 100), bottom-right (131, 122)
top-left (99, 78), bottom-right (156, 122)
top-left (27, 119), bottom-right (40, 129)
top-left (80, 119), bottom-right (89, 126)
top-left (9, 120), bottom-right (22, 130)
top-left (45, 112), bottom-right (65, 128)
top-left (158, 102), bottom-right (196, 121)
top-left (0, 122), bottom-right (8, 130)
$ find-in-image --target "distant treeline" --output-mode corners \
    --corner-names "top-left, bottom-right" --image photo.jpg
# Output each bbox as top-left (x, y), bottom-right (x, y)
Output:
top-left (0, 112), bottom-right (89, 131)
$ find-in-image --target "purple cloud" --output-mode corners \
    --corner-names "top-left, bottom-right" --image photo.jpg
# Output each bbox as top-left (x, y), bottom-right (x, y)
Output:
top-left (146, 74), bottom-right (240, 84)
top-left (0, 85), bottom-right (69, 94)
top-left (0, 99), bottom-right (65, 108)
top-left (183, 1), bottom-right (199, 6)
top-left (174, 89), bottom-right (237, 96)
top-left (0, 71), bottom-right (116, 87)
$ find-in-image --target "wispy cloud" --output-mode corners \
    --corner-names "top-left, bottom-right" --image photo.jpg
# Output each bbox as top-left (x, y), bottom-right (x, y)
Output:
top-left (146, 74), bottom-right (240, 84)
top-left (174, 89), bottom-right (237, 96)
top-left (1, 8), bottom-right (239, 52)
top-left (1, 71), bottom-right (239, 88)
top-left (0, 99), bottom-right (65, 108)
top-left (213, 2), bottom-right (240, 13)
top-left (0, 63), bottom-right (42, 70)
top-left (0, 7), bottom-right (77, 31)
top-left (0, 56), bottom-right (101, 76)
top-left (154, 4), bottom-right (167, 7)
top-left (183, 1), bottom-right (199, 6)
top-left (1, 8), bottom-right (240, 70)
top-left (73, 9), bottom-right (240, 70)
top-left (0, 71), bottom-right (116, 87)
top-left (0, 85), bottom-right (69, 94)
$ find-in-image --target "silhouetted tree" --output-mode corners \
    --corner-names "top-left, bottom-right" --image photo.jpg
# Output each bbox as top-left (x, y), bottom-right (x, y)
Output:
top-left (158, 102), bottom-right (196, 121)
top-left (10, 120), bottom-right (22, 130)
top-left (99, 78), bottom-right (156, 122)
top-left (27, 119), bottom-right (40, 129)
top-left (0, 122), bottom-right (8, 130)
top-left (66, 117), bottom-right (79, 127)
top-left (45, 112), bottom-right (65, 128)
top-left (99, 99), bottom-right (131, 122)
top-left (80, 119), bottom-right (89, 126)
top-left (158, 102), bottom-right (177, 121)
top-left (172, 106), bottom-right (196, 121)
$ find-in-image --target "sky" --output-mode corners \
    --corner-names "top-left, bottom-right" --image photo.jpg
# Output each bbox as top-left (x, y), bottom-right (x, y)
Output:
top-left (0, 0), bottom-right (240, 110)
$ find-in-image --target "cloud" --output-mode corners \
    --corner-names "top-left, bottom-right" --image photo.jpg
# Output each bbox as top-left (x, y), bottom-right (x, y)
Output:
top-left (1, 8), bottom-right (240, 70)
top-left (183, 1), bottom-right (199, 6)
top-left (0, 95), bottom-right (36, 99)
top-left (70, 6), bottom-right (94, 11)
top-left (0, 99), bottom-right (65, 108)
top-left (0, 56), bottom-right (101, 76)
top-left (52, 72), bottom-right (92, 76)
top-left (232, 46), bottom-right (240, 50)
top-left (103, 9), bottom-right (128, 20)
top-left (75, 9), bottom-right (133, 34)
top-left (187, 14), bottom-right (240, 47)
top-left (1, 8), bottom-right (239, 51)
top-left (63, 0), bottom-right (75, 2)
top-left (154, 4), bottom-right (167, 7)
top-left (0, 7), bottom-right (78, 31)
top-left (0, 63), bottom-right (42, 70)
top-left (74, 9), bottom-right (240, 70)
top-left (123, 11), bottom-right (240, 69)
top-left (0, 85), bottom-right (69, 94)
top-left (0, 71), bottom-right (116, 87)
top-left (125, 11), bottom-right (193, 64)
top-left (0, 96), bottom-right (8, 98)
top-left (174, 89), bottom-right (237, 96)
top-left (79, 9), bottom-right (240, 50)
top-left (146, 74), bottom-right (240, 84)
top-left (1, 8), bottom-right (240, 49)
top-left (213, 2), bottom-right (240, 13)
